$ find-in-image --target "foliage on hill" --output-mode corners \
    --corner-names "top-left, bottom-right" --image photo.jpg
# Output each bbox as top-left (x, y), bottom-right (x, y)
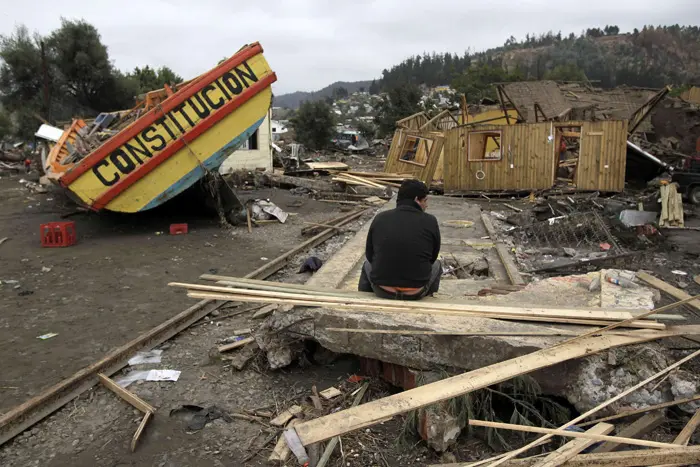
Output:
top-left (379, 25), bottom-right (700, 101)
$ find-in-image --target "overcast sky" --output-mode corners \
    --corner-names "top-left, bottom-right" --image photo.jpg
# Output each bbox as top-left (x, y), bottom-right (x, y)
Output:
top-left (1, 0), bottom-right (698, 94)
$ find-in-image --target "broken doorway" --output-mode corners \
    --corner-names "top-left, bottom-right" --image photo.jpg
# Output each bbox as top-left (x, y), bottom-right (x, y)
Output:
top-left (554, 125), bottom-right (582, 188)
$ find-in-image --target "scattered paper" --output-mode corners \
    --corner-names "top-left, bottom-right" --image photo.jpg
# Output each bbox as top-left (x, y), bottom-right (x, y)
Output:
top-left (116, 369), bottom-right (181, 388)
top-left (672, 270), bottom-right (688, 276)
top-left (37, 333), bottom-right (58, 340)
top-left (128, 349), bottom-right (163, 365)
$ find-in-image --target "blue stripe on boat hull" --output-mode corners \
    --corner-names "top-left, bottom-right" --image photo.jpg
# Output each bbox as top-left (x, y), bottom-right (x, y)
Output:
top-left (136, 117), bottom-right (265, 212)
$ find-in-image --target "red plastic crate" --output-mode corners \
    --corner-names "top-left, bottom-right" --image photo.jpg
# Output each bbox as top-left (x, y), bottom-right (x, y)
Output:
top-left (40, 222), bottom-right (76, 247)
top-left (170, 223), bottom-right (188, 235)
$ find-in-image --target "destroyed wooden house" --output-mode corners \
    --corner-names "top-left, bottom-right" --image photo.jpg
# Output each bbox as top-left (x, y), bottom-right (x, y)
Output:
top-left (384, 79), bottom-right (676, 192)
top-left (385, 118), bottom-right (629, 193)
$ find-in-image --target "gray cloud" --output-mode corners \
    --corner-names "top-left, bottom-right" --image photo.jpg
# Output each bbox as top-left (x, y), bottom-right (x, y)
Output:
top-left (1, 0), bottom-right (698, 94)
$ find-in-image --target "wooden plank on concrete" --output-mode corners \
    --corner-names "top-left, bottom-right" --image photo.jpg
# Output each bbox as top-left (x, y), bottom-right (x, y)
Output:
top-left (591, 411), bottom-right (665, 453)
top-left (531, 422), bottom-right (614, 467)
top-left (288, 329), bottom-right (679, 447)
top-left (495, 243), bottom-right (526, 286)
top-left (637, 271), bottom-right (700, 312)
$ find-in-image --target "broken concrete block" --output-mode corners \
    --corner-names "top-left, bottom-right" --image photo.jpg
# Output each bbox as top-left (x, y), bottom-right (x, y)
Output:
top-left (418, 402), bottom-right (465, 452)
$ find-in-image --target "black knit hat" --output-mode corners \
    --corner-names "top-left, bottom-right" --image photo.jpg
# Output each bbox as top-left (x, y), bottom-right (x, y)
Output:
top-left (397, 179), bottom-right (428, 201)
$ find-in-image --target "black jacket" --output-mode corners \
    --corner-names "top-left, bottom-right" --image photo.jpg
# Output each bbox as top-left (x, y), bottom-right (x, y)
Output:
top-left (365, 199), bottom-right (441, 288)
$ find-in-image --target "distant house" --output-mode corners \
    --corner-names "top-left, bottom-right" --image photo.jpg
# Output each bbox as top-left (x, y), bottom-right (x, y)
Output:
top-left (220, 110), bottom-right (272, 173)
top-left (270, 120), bottom-right (288, 141)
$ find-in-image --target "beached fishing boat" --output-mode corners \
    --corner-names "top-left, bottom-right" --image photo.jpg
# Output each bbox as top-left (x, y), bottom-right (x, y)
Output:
top-left (43, 42), bottom-right (276, 213)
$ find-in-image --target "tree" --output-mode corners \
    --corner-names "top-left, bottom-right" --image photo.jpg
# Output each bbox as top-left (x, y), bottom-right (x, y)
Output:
top-left (0, 25), bottom-right (43, 113)
top-left (129, 65), bottom-right (183, 93)
top-left (452, 63), bottom-right (522, 104)
top-left (356, 120), bottom-right (376, 140)
top-left (544, 64), bottom-right (587, 81)
top-left (332, 86), bottom-right (348, 100)
top-left (369, 79), bottom-right (380, 95)
top-left (46, 18), bottom-right (122, 111)
top-left (291, 100), bottom-right (335, 150)
top-left (374, 83), bottom-right (422, 136)
top-left (0, 108), bottom-right (13, 140)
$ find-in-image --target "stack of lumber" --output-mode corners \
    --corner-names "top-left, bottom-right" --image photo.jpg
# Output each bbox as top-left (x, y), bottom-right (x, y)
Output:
top-left (167, 276), bottom-right (685, 330)
top-left (659, 182), bottom-right (684, 227)
top-left (332, 171), bottom-right (414, 189)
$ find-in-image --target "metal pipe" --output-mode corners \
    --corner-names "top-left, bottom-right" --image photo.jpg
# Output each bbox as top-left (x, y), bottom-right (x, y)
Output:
top-left (627, 140), bottom-right (670, 170)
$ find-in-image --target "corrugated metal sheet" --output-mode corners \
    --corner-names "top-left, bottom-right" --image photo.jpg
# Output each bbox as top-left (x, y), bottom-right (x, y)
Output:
top-left (443, 120), bottom-right (627, 193)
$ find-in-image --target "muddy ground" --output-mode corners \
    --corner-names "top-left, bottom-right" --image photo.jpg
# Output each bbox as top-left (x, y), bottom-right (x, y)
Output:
top-left (2, 167), bottom-right (700, 466)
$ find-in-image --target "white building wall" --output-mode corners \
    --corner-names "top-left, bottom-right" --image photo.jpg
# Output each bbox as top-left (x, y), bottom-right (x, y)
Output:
top-left (219, 110), bottom-right (272, 173)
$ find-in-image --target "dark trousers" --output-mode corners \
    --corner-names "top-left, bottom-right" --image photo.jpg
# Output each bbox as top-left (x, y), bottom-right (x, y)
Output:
top-left (358, 260), bottom-right (441, 300)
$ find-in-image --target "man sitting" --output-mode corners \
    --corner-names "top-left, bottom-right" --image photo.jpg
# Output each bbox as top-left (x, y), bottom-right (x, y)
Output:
top-left (358, 179), bottom-right (441, 300)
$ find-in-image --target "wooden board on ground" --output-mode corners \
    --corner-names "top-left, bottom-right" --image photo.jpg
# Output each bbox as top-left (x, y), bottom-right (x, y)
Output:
top-left (305, 162), bottom-right (349, 171)
top-left (269, 419), bottom-right (299, 463)
top-left (98, 373), bottom-right (155, 414)
top-left (637, 270), bottom-right (700, 312)
top-left (319, 387), bottom-right (342, 400)
top-left (531, 422), bottom-right (614, 467)
top-left (429, 446), bottom-right (700, 467)
top-left (131, 411), bottom-right (152, 452)
top-left (288, 329), bottom-right (685, 447)
top-left (270, 405), bottom-right (303, 427)
top-left (592, 411), bottom-right (665, 453)
top-left (218, 337), bottom-right (255, 353)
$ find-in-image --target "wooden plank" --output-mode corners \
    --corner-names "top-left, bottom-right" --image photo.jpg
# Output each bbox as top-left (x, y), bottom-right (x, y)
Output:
top-left (561, 131), bottom-right (582, 138)
top-left (316, 383), bottom-right (369, 467)
top-left (269, 420), bottom-right (298, 463)
top-left (480, 347), bottom-right (700, 467)
top-left (175, 282), bottom-right (651, 324)
top-left (187, 290), bottom-right (668, 330)
top-left (338, 173), bottom-right (385, 188)
top-left (97, 373), bottom-right (155, 414)
top-left (130, 410), bottom-right (152, 452)
top-left (531, 423), bottom-right (614, 467)
top-left (592, 411), bottom-right (665, 453)
top-left (218, 336), bottom-right (255, 353)
top-left (429, 446), bottom-right (700, 467)
top-left (637, 271), bottom-right (700, 312)
top-left (468, 419), bottom-right (677, 449)
top-left (270, 405), bottom-right (303, 427)
top-left (650, 409), bottom-right (700, 467)
top-left (495, 243), bottom-right (526, 286)
top-left (288, 329), bottom-right (688, 447)
top-left (671, 408), bottom-right (700, 445)
top-left (578, 394), bottom-right (700, 427)
top-left (305, 162), bottom-right (349, 171)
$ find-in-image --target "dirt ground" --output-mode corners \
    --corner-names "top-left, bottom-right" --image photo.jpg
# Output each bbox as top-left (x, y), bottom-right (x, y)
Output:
top-left (2, 166), bottom-right (700, 466)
